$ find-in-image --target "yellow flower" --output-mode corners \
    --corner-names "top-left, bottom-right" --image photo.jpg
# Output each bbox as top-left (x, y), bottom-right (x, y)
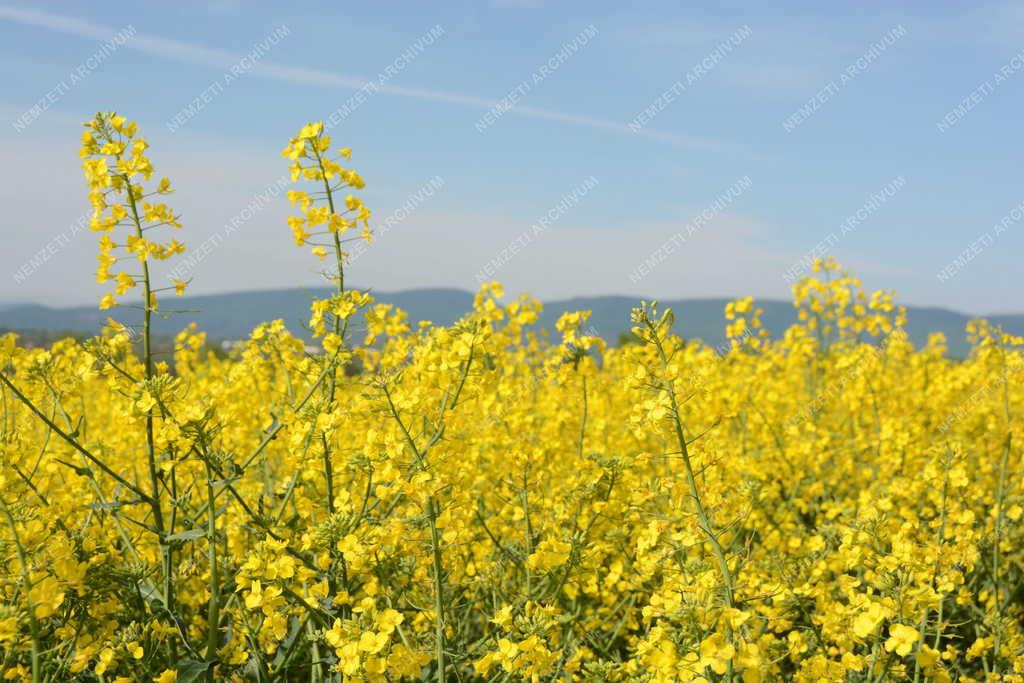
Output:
top-left (853, 601), bottom-right (891, 639)
top-left (94, 647), bottom-right (115, 675)
top-left (525, 537), bottom-right (572, 571)
top-left (29, 576), bottom-right (64, 619)
top-left (884, 623), bottom-right (920, 657)
top-left (357, 630), bottom-right (389, 654)
top-left (916, 644), bottom-right (940, 669)
top-left (99, 292), bottom-right (118, 310)
top-left (375, 608), bottom-right (404, 634)
top-left (699, 632), bottom-right (735, 675)
top-left (0, 618), bottom-right (18, 643)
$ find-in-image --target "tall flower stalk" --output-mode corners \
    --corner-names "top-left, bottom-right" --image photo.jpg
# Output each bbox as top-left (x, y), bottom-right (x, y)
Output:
top-left (633, 303), bottom-right (736, 608)
top-left (281, 121), bottom-right (375, 673)
top-left (281, 121), bottom-right (373, 517)
top-left (80, 111), bottom-right (187, 655)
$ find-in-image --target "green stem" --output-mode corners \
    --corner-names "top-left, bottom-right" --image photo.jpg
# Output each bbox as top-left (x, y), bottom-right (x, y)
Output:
top-left (577, 375), bottom-right (588, 458)
top-left (647, 319), bottom-right (735, 608)
top-left (120, 169), bottom-right (175, 658)
top-left (203, 458), bottom-right (221, 673)
top-left (429, 498), bottom-right (447, 683)
top-left (645, 315), bottom-right (735, 682)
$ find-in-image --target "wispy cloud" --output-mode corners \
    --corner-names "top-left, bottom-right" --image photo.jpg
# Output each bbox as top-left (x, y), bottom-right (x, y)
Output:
top-left (0, 5), bottom-right (731, 151)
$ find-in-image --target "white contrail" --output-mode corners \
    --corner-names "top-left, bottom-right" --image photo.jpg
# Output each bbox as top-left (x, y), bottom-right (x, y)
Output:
top-left (0, 5), bottom-right (729, 151)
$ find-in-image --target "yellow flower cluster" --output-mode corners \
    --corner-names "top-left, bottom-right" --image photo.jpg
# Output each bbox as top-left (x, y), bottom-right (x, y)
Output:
top-left (282, 121), bottom-right (371, 257)
top-left (80, 112), bottom-right (185, 310)
top-left (0, 114), bottom-right (1022, 682)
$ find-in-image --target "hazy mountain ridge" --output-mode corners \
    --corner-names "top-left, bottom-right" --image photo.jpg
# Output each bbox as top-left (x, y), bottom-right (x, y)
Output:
top-left (2, 287), bottom-right (1021, 357)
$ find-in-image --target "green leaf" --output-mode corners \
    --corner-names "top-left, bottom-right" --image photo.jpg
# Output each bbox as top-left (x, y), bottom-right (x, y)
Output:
top-left (165, 528), bottom-right (207, 543)
top-left (176, 658), bottom-right (216, 683)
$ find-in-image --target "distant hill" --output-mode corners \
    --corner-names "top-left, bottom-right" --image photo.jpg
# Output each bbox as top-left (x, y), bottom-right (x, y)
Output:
top-left (2, 287), bottom-right (1022, 358)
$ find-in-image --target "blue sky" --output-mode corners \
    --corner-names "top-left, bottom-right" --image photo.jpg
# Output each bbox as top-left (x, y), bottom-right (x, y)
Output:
top-left (0, 1), bottom-right (1021, 313)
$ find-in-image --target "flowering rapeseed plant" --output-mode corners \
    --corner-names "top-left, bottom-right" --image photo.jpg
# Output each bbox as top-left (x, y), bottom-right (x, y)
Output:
top-left (0, 114), bottom-right (1022, 682)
